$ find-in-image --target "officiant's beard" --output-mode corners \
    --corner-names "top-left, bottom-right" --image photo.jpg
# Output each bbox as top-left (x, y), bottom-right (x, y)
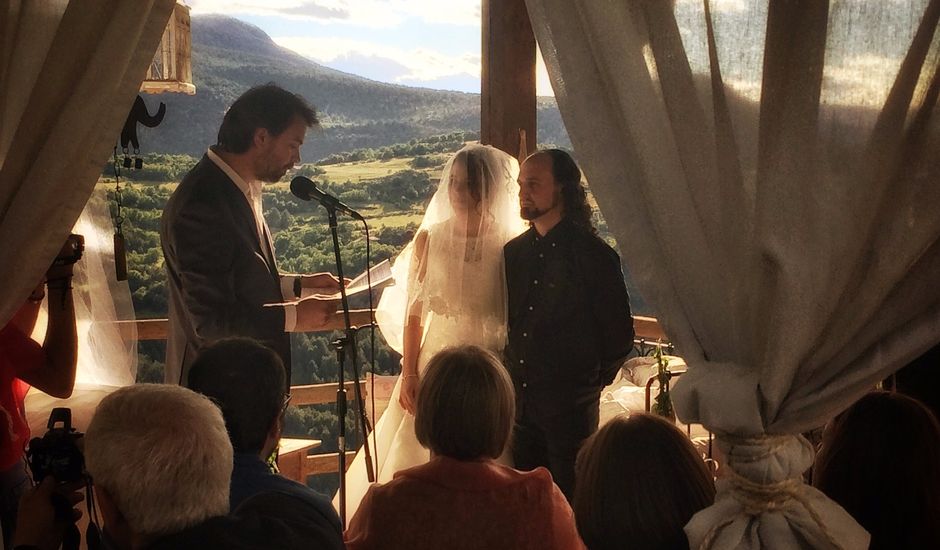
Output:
top-left (257, 162), bottom-right (292, 183)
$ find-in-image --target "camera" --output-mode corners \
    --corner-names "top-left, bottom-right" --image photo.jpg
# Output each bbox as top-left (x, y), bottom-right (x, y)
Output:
top-left (26, 408), bottom-right (86, 485)
top-left (52, 234), bottom-right (85, 267)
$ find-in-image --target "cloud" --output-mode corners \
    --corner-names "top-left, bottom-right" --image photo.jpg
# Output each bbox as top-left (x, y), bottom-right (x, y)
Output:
top-left (278, 2), bottom-right (350, 19)
top-left (275, 36), bottom-right (480, 87)
top-left (187, 0), bottom-right (480, 27)
top-left (277, 35), bottom-right (556, 95)
top-left (188, 0), bottom-right (349, 20)
top-left (535, 48), bottom-right (555, 97)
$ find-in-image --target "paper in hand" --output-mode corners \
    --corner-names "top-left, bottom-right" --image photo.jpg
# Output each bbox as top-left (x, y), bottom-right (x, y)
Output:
top-left (317, 259), bottom-right (393, 299)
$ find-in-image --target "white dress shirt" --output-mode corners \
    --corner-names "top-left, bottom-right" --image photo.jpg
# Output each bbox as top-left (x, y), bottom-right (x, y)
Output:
top-left (207, 148), bottom-right (299, 331)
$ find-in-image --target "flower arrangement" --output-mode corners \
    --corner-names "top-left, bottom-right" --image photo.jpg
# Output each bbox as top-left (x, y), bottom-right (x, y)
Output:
top-left (651, 342), bottom-right (675, 421)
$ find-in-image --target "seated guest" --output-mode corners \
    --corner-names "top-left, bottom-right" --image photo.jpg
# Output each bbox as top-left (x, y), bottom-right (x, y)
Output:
top-left (68, 384), bottom-right (342, 550)
top-left (345, 345), bottom-right (584, 550)
top-left (573, 413), bottom-right (715, 550)
top-left (813, 390), bottom-right (940, 550)
top-left (188, 337), bottom-right (342, 540)
top-left (891, 342), bottom-right (940, 421)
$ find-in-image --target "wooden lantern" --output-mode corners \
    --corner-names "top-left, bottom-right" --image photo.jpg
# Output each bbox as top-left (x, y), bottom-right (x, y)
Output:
top-left (140, 2), bottom-right (195, 95)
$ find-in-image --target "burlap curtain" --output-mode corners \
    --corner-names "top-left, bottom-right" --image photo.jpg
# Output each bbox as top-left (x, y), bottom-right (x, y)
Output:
top-left (526, 0), bottom-right (940, 547)
top-left (0, 0), bottom-right (175, 328)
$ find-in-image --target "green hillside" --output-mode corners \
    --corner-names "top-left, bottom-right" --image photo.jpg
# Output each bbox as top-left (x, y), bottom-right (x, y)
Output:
top-left (138, 15), bottom-right (571, 161)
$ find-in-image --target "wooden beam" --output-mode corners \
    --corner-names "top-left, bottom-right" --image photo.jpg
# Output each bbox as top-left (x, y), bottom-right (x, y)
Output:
top-left (481, 0), bottom-right (536, 160)
top-left (118, 318), bottom-right (168, 341)
top-left (291, 381), bottom-right (366, 406)
top-left (633, 315), bottom-right (668, 341)
top-left (114, 309), bottom-right (375, 341)
top-left (305, 451), bottom-right (357, 476)
top-left (116, 313), bottom-right (667, 344)
top-left (277, 438), bottom-right (322, 482)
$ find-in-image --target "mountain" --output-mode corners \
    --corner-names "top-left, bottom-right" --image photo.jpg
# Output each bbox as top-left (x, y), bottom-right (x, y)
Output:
top-left (138, 15), bottom-right (570, 160)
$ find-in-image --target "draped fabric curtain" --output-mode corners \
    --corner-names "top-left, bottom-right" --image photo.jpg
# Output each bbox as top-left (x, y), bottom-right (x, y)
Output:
top-left (25, 189), bottom-right (139, 433)
top-left (0, 0), bottom-right (175, 329)
top-left (526, 0), bottom-right (940, 547)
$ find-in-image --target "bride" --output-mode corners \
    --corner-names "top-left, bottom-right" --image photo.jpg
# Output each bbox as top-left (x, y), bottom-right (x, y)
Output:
top-left (338, 143), bottom-right (526, 518)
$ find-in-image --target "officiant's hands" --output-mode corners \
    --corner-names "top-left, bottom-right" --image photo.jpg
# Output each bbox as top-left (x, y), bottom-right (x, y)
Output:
top-left (300, 272), bottom-right (348, 295)
top-left (294, 294), bottom-right (341, 331)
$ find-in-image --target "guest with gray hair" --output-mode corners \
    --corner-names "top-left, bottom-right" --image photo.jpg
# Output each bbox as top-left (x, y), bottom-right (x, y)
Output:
top-left (86, 384), bottom-right (232, 545)
top-left (83, 384), bottom-right (341, 550)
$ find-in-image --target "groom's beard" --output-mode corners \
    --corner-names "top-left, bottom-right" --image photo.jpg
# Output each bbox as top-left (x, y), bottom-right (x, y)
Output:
top-left (520, 205), bottom-right (546, 220)
top-left (520, 195), bottom-right (561, 221)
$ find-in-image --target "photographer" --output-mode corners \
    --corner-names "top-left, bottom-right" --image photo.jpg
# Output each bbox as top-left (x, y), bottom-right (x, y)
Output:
top-left (1, 235), bottom-right (81, 546)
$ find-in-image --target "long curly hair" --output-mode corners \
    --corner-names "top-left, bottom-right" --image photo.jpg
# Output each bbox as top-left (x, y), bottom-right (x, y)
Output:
top-left (536, 149), bottom-right (596, 234)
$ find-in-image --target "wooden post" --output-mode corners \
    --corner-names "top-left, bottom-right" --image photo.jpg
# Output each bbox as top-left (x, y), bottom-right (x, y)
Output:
top-left (481, 0), bottom-right (537, 160)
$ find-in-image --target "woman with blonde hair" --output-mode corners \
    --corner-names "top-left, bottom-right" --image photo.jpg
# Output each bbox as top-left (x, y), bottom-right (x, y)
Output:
top-left (345, 345), bottom-right (584, 550)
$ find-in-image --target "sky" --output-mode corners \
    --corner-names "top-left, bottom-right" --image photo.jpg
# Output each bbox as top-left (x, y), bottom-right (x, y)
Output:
top-left (183, 0), bottom-right (922, 107)
top-left (185, 0), bottom-right (555, 95)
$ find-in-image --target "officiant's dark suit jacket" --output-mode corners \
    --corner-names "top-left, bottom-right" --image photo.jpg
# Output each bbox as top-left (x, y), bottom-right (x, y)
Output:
top-left (161, 154), bottom-right (290, 386)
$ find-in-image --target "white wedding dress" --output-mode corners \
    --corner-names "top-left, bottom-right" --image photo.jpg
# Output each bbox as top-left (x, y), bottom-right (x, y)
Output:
top-left (336, 145), bottom-right (525, 521)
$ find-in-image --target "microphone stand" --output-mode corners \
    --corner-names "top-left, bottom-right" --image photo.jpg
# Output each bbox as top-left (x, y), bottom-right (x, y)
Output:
top-left (324, 205), bottom-right (375, 527)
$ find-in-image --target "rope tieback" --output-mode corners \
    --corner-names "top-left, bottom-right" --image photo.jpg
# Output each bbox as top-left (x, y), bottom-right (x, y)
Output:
top-left (727, 470), bottom-right (803, 515)
top-left (698, 435), bottom-right (845, 550)
top-left (720, 433), bottom-right (794, 464)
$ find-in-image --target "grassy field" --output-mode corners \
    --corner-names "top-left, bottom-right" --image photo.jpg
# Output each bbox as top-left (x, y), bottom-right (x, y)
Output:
top-left (100, 152), bottom-right (447, 188)
top-left (98, 155), bottom-right (434, 230)
top-left (355, 203), bottom-right (423, 228)
top-left (317, 155), bottom-right (447, 183)
top-left (371, 211), bottom-right (424, 227)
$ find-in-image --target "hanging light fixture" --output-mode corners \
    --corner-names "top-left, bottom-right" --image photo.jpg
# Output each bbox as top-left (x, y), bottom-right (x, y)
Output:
top-left (140, 1), bottom-right (194, 95)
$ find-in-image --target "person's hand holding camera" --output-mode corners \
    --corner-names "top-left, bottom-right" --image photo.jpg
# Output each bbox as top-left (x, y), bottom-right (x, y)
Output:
top-left (26, 235), bottom-right (83, 306)
top-left (46, 234), bottom-right (83, 289)
top-left (11, 476), bottom-right (83, 550)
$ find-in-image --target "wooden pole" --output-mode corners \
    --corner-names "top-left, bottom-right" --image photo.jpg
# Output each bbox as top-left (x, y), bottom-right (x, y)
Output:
top-left (481, 0), bottom-right (537, 160)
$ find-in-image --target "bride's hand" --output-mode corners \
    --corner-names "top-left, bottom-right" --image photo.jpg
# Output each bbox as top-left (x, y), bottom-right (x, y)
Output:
top-left (400, 374), bottom-right (419, 414)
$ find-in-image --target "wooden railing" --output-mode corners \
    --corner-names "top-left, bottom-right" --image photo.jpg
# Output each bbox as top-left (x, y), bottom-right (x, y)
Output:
top-left (118, 313), bottom-right (666, 345)
top-left (116, 312), bottom-right (667, 482)
top-left (114, 309), bottom-right (376, 341)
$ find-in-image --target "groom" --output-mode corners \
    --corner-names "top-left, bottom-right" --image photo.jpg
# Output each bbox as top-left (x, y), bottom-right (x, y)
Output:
top-left (504, 149), bottom-right (635, 500)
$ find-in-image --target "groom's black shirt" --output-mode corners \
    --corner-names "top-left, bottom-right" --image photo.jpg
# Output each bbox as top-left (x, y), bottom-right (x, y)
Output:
top-left (503, 217), bottom-right (635, 397)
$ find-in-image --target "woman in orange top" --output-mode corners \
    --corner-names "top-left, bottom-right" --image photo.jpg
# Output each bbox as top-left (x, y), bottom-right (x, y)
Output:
top-left (345, 345), bottom-right (585, 550)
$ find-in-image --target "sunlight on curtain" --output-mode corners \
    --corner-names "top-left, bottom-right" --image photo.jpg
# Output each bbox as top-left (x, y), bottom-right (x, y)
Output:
top-left (526, 0), bottom-right (940, 547)
top-left (25, 189), bottom-right (138, 433)
top-left (0, 0), bottom-right (175, 327)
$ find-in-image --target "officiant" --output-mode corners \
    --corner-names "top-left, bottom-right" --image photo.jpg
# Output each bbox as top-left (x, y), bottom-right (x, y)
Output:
top-left (161, 83), bottom-right (342, 387)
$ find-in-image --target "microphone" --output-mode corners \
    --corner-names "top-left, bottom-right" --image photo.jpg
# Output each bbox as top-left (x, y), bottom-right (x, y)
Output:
top-left (290, 176), bottom-right (363, 219)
